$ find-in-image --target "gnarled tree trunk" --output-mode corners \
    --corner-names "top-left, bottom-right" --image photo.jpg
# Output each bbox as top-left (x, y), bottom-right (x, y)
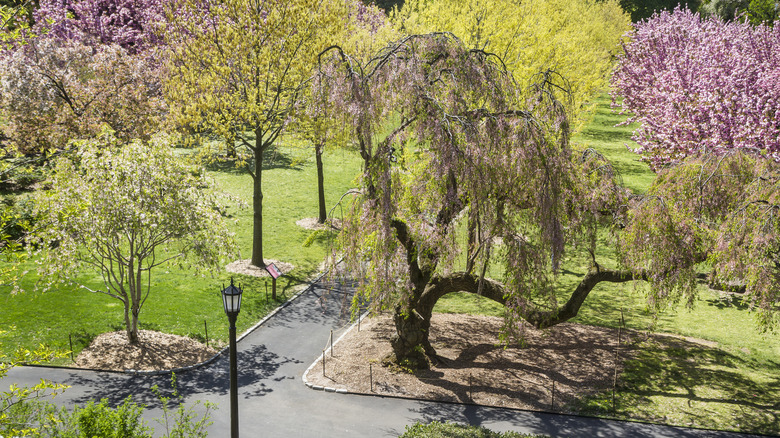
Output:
top-left (389, 268), bottom-right (641, 368)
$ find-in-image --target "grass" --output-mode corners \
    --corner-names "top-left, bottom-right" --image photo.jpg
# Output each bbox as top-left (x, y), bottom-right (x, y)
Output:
top-left (0, 137), bottom-right (363, 364)
top-left (3, 92), bottom-right (779, 434)
top-left (433, 94), bottom-right (780, 435)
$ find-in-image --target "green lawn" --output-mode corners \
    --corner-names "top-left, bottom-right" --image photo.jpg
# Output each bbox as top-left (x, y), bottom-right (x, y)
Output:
top-left (0, 138), bottom-right (363, 364)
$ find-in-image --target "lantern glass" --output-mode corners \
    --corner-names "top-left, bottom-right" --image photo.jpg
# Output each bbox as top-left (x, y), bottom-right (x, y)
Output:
top-left (221, 280), bottom-right (243, 316)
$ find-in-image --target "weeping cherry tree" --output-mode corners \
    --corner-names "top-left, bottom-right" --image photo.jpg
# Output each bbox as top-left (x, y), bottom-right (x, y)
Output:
top-left (318, 33), bottom-right (631, 368)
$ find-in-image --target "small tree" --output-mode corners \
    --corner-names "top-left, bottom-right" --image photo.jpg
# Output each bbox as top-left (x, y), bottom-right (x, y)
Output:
top-left (293, 0), bottom-right (393, 224)
top-left (32, 133), bottom-right (236, 344)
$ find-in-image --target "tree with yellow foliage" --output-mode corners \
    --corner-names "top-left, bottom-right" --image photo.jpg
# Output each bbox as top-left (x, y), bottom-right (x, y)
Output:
top-left (392, 0), bottom-right (630, 126)
top-left (164, 0), bottom-right (348, 267)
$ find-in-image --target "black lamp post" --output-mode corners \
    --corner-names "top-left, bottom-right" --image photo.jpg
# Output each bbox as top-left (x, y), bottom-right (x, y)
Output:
top-left (221, 278), bottom-right (243, 438)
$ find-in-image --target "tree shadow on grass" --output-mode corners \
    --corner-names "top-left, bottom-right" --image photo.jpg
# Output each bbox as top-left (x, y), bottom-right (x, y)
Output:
top-left (575, 335), bottom-right (780, 435)
top-left (199, 143), bottom-right (302, 174)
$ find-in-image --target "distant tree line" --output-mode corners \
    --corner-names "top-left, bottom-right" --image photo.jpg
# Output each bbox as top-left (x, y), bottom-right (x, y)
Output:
top-left (363, 0), bottom-right (777, 23)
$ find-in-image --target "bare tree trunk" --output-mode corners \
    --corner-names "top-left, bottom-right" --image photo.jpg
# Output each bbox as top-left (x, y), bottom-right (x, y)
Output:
top-left (315, 140), bottom-right (327, 224)
top-left (251, 132), bottom-right (265, 268)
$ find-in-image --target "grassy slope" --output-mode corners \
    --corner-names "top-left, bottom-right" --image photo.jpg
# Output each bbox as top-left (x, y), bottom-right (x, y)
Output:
top-left (0, 139), bottom-right (363, 363)
top-left (434, 95), bottom-right (780, 435)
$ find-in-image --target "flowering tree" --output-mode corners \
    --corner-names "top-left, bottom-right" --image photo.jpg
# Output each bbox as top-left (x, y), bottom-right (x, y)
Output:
top-left (611, 8), bottom-right (780, 169)
top-left (32, 0), bottom-right (166, 54)
top-left (621, 150), bottom-right (780, 328)
top-left (0, 37), bottom-right (165, 155)
top-left (165, 0), bottom-right (347, 267)
top-left (319, 33), bottom-right (633, 367)
top-left (32, 134), bottom-right (236, 344)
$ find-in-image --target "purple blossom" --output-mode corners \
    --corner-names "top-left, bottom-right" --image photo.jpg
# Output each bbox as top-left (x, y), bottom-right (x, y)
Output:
top-left (34, 0), bottom-right (166, 53)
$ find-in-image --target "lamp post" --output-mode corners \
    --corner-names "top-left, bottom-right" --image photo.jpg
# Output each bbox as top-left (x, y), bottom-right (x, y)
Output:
top-left (221, 278), bottom-right (243, 438)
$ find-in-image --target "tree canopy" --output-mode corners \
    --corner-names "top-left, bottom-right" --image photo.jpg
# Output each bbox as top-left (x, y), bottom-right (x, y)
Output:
top-left (31, 134), bottom-right (236, 344)
top-left (391, 0), bottom-right (630, 126)
top-left (318, 33), bottom-right (626, 367)
top-left (612, 7), bottom-right (780, 169)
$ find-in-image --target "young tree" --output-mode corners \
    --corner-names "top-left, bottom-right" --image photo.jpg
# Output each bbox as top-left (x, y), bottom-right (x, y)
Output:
top-left (32, 134), bottom-right (236, 344)
top-left (612, 8), bottom-right (780, 169)
top-left (293, 0), bottom-right (394, 224)
top-left (320, 33), bottom-right (631, 367)
top-left (165, 0), bottom-right (348, 267)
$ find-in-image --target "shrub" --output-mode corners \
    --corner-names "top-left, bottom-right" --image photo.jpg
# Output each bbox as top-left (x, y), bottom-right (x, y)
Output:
top-left (400, 421), bottom-right (549, 438)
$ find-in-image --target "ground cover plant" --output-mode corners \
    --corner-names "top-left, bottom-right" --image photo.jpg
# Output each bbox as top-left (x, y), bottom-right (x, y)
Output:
top-left (401, 421), bottom-right (548, 438)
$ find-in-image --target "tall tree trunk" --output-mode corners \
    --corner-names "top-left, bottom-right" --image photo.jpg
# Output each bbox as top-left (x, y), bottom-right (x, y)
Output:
top-left (251, 134), bottom-right (265, 268)
top-left (316, 140), bottom-right (327, 224)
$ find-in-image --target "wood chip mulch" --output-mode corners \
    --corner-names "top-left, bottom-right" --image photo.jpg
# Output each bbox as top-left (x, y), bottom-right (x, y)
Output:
top-left (74, 330), bottom-right (218, 372)
top-left (305, 313), bottom-right (635, 412)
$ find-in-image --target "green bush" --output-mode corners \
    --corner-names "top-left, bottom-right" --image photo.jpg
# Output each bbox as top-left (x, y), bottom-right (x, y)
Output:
top-left (61, 397), bottom-right (152, 438)
top-left (400, 421), bottom-right (548, 438)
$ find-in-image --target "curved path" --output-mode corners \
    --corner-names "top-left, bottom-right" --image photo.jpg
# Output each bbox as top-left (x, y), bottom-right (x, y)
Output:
top-left (7, 279), bottom-right (768, 437)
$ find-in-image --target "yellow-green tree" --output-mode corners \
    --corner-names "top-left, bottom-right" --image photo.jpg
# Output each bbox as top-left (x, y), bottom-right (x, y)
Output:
top-left (164, 0), bottom-right (348, 267)
top-left (392, 0), bottom-right (630, 126)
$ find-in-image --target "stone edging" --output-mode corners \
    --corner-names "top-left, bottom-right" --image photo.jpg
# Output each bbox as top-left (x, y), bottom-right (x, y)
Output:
top-left (301, 311), bottom-right (367, 393)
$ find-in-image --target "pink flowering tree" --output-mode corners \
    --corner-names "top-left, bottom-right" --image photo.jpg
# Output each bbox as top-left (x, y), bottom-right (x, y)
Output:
top-left (0, 37), bottom-right (165, 154)
top-left (32, 0), bottom-right (166, 54)
top-left (319, 33), bottom-right (633, 368)
top-left (611, 8), bottom-right (780, 170)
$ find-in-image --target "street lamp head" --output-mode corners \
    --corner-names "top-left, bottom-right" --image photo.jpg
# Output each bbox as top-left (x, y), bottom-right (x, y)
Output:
top-left (221, 277), bottom-right (243, 317)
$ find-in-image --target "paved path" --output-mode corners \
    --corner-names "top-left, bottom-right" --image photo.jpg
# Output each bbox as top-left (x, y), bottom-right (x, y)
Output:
top-left (6, 279), bottom-right (769, 437)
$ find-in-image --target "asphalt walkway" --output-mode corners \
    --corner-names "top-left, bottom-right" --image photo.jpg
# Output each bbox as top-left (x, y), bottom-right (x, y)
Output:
top-left (6, 278), bottom-right (769, 437)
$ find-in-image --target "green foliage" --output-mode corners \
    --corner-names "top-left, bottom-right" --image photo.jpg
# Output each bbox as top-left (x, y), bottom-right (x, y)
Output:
top-left (392, 0), bottom-right (631, 127)
top-left (151, 374), bottom-right (214, 438)
top-left (401, 421), bottom-right (547, 438)
top-left (1, 141), bottom-right (362, 364)
top-left (31, 133), bottom-right (237, 343)
top-left (619, 0), bottom-right (703, 22)
top-left (62, 397), bottom-right (152, 438)
top-left (0, 335), bottom-right (68, 437)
